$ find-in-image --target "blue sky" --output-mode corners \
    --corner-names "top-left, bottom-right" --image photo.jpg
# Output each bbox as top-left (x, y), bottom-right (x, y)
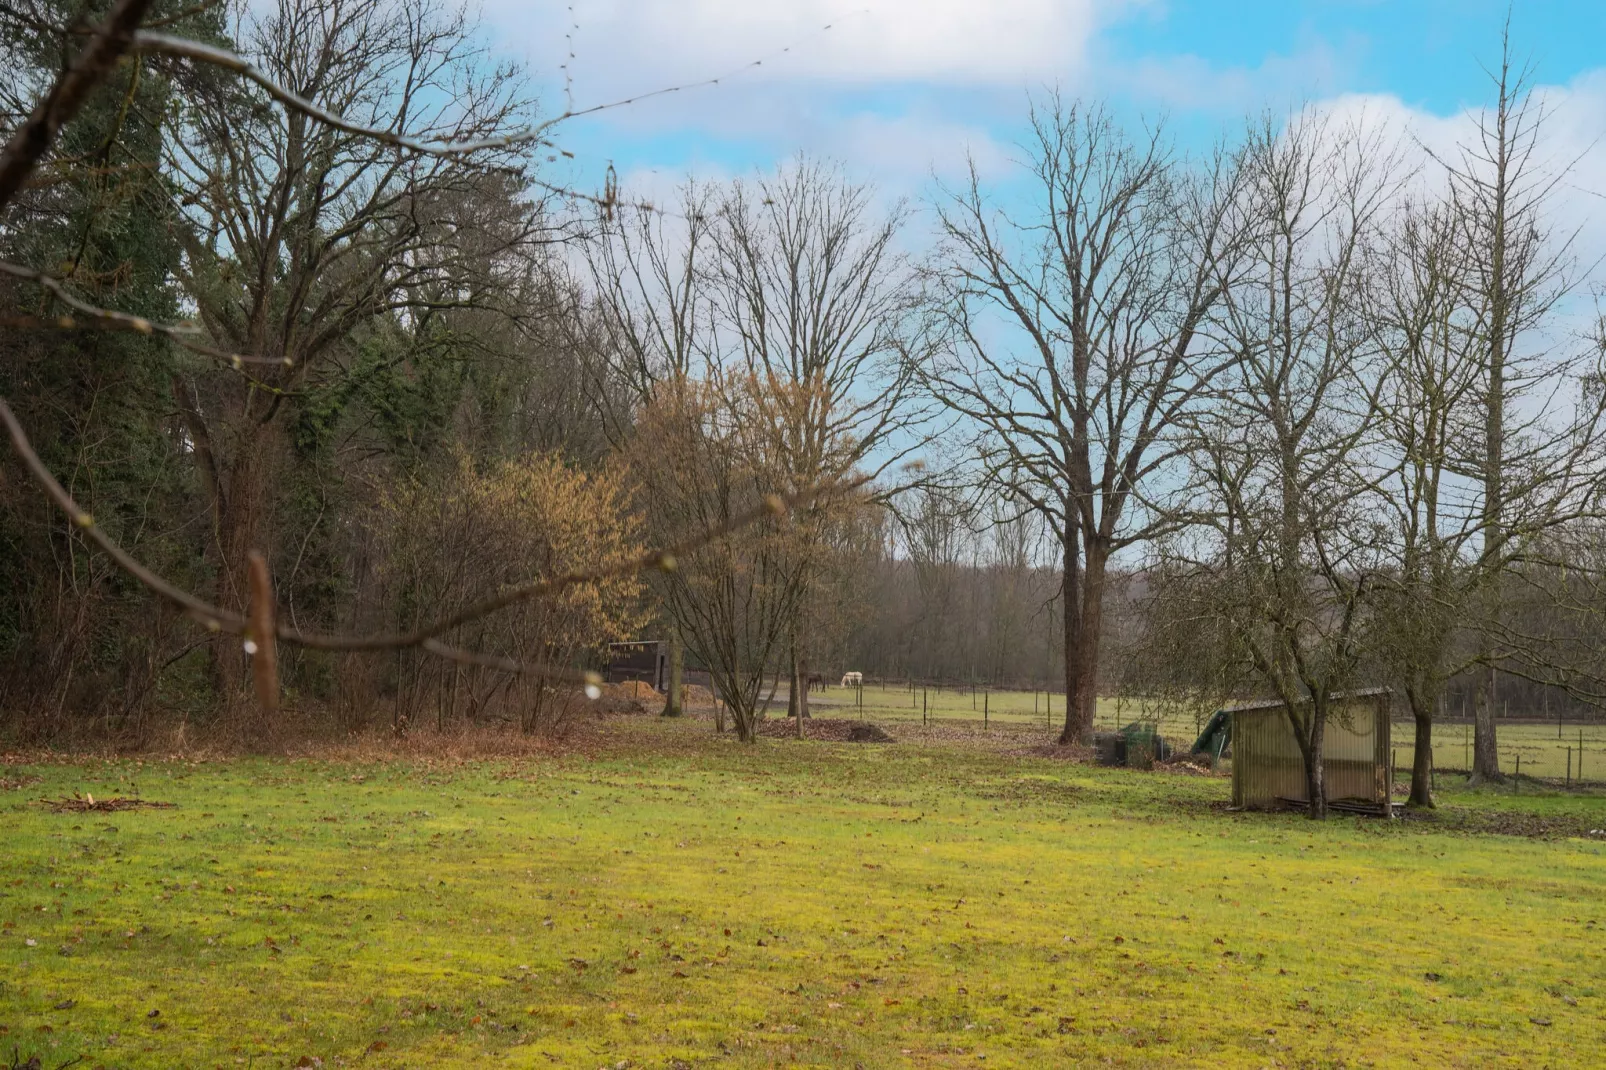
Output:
top-left (481, 0), bottom-right (1606, 238)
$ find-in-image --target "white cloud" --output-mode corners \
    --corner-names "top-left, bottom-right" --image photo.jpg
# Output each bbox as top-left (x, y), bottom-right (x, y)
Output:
top-left (828, 112), bottom-right (1013, 184)
top-left (1112, 41), bottom-right (1348, 113)
top-left (505, 0), bottom-right (1103, 94)
top-left (1313, 74), bottom-right (1606, 267)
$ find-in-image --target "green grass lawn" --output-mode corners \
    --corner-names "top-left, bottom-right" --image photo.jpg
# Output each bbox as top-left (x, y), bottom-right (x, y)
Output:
top-left (3, 718), bottom-right (1605, 1069)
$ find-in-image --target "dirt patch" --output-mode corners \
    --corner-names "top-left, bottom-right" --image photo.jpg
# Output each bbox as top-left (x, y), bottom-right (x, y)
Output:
top-left (682, 684), bottom-right (718, 708)
top-left (1156, 754), bottom-right (1226, 777)
top-left (595, 682), bottom-right (654, 715)
top-left (756, 718), bottom-right (895, 743)
top-left (1, 773), bottom-right (41, 791)
top-left (1440, 808), bottom-right (1606, 841)
top-left (44, 795), bottom-right (176, 813)
top-left (595, 681), bottom-right (721, 715)
top-left (846, 723), bottom-right (895, 743)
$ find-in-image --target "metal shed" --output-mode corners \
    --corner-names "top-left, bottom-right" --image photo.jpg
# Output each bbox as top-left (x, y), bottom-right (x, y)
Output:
top-left (1229, 688), bottom-right (1393, 810)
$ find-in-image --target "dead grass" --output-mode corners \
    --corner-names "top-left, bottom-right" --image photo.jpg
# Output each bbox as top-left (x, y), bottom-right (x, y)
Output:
top-left (756, 718), bottom-right (896, 742)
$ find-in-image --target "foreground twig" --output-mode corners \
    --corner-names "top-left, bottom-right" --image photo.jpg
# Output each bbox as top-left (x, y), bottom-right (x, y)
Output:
top-left (1, 393), bottom-right (862, 689)
top-left (0, 0), bottom-right (155, 211)
top-left (0, 260), bottom-right (289, 367)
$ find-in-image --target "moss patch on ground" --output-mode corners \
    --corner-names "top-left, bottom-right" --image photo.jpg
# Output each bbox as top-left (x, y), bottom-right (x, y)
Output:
top-left (2, 719), bottom-right (1604, 1068)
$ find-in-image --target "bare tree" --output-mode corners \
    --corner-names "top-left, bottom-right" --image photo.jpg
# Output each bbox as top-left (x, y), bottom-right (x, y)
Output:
top-left (1164, 110), bottom-right (1401, 818)
top-left (1371, 197), bottom-right (1480, 805)
top-left (161, 0), bottom-right (551, 700)
top-left (628, 375), bottom-right (861, 742)
top-left (1436, 31), bottom-right (1586, 782)
top-left (922, 96), bottom-right (1243, 743)
top-left (0, 0), bottom-right (854, 725)
top-left (583, 184), bottom-right (717, 432)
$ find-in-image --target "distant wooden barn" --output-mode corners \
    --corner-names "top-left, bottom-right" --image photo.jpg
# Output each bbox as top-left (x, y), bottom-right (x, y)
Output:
top-left (605, 640), bottom-right (668, 692)
top-left (1228, 688), bottom-right (1394, 811)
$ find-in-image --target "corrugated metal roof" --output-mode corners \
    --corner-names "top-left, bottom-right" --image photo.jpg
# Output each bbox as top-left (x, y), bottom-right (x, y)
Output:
top-left (1221, 686), bottom-right (1391, 714)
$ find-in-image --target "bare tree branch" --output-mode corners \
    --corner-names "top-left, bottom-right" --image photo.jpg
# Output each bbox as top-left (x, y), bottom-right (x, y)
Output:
top-left (0, 259), bottom-right (291, 367)
top-left (0, 0), bottom-right (153, 211)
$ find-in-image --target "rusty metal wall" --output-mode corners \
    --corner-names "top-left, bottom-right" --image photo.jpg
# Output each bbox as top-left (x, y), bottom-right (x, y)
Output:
top-left (1232, 695), bottom-right (1389, 808)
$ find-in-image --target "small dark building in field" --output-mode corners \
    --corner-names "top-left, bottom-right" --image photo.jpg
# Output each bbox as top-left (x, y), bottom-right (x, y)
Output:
top-left (1227, 688), bottom-right (1393, 810)
top-left (605, 640), bottom-right (668, 691)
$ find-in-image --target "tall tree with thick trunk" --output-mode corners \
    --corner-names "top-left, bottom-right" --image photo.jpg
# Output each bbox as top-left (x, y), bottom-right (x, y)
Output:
top-left (922, 97), bottom-right (1243, 743)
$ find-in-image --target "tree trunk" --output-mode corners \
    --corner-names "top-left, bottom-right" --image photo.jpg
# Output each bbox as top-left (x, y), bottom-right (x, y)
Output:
top-left (789, 645), bottom-right (803, 739)
top-left (1303, 704), bottom-right (1327, 820)
top-left (662, 632), bottom-right (683, 717)
top-left (734, 697), bottom-right (757, 743)
top-left (1057, 522), bottom-right (1084, 745)
top-left (1472, 663), bottom-right (1503, 782)
top-left (1407, 689), bottom-right (1436, 808)
top-left (756, 671), bottom-right (780, 722)
top-left (211, 416), bottom-right (281, 712)
top-left (1070, 541), bottom-right (1108, 742)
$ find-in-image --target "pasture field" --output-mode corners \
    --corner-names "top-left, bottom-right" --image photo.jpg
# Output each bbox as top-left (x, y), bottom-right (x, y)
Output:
top-left (2, 717), bottom-right (1605, 1069)
top-left (813, 683), bottom-right (1606, 782)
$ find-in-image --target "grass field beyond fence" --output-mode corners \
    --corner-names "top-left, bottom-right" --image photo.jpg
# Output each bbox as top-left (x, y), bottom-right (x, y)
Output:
top-left (812, 683), bottom-right (1606, 783)
top-left (3, 717), bottom-right (1604, 1068)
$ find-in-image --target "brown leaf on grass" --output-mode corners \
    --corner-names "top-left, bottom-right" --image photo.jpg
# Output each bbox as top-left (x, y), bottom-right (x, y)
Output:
top-left (52, 999), bottom-right (74, 1010)
top-left (366, 1040), bottom-right (388, 1053)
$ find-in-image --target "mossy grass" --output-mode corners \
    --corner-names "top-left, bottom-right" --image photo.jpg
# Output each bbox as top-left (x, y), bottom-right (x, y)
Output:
top-left (1, 718), bottom-right (1603, 1067)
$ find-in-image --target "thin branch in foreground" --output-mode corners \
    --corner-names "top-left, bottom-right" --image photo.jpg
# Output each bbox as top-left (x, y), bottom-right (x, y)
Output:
top-left (1, 392), bottom-right (862, 692)
top-left (131, 16), bottom-right (852, 159)
top-left (0, 393), bottom-right (243, 631)
top-left (0, 260), bottom-right (290, 367)
top-left (0, 0), bottom-right (154, 211)
top-left (274, 478), bottom-right (869, 652)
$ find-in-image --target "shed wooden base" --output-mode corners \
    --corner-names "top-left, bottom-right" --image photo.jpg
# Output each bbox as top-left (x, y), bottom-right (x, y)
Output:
top-left (1275, 795), bottom-right (1400, 818)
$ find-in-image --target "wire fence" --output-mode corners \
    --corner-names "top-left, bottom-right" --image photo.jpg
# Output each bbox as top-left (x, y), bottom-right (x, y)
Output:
top-left (805, 679), bottom-right (1606, 785)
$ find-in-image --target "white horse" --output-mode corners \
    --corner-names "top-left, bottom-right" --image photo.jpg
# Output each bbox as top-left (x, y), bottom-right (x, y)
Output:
top-left (840, 671), bottom-right (863, 688)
